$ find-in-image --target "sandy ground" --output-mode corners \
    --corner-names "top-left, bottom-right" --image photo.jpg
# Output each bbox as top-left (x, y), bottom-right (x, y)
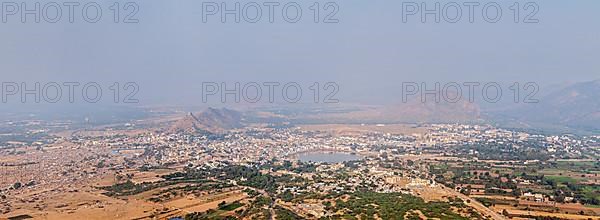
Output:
top-left (42, 198), bottom-right (158, 220)
top-left (473, 194), bottom-right (600, 218)
top-left (2, 187), bottom-right (249, 220)
top-left (437, 185), bottom-right (507, 220)
top-left (494, 205), bottom-right (600, 220)
top-left (1, 189), bottom-right (160, 220)
top-left (167, 191), bottom-right (246, 213)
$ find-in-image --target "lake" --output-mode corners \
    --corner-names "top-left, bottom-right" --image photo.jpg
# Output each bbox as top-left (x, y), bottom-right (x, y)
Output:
top-left (297, 152), bottom-right (362, 163)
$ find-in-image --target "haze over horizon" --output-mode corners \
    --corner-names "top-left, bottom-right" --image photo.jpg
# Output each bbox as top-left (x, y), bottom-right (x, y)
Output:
top-left (1, 0), bottom-right (599, 108)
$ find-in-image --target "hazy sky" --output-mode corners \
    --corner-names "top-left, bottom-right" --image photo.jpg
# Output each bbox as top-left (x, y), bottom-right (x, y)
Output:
top-left (1, 0), bottom-right (599, 107)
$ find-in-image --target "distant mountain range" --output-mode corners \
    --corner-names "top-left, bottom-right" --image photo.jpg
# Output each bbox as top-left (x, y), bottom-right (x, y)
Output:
top-left (165, 80), bottom-right (599, 135)
top-left (490, 80), bottom-right (600, 133)
top-left (280, 80), bottom-right (599, 134)
top-left (169, 108), bottom-right (244, 134)
top-left (278, 94), bottom-right (482, 125)
top-left (380, 97), bottom-right (481, 123)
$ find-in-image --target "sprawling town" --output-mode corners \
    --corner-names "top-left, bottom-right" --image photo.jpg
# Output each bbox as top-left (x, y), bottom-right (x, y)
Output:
top-left (1, 108), bottom-right (599, 220)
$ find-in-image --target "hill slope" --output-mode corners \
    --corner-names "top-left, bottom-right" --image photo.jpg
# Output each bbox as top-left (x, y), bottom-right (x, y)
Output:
top-left (169, 108), bottom-right (244, 133)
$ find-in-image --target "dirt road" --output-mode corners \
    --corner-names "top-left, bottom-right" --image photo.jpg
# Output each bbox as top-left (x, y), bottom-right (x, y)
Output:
top-left (439, 185), bottom-right (508, 220)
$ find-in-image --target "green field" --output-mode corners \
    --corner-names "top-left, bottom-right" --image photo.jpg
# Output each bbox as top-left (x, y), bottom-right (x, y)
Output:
top-left (219, 201), bottom-right (243, 211)
top-left (545, 175), bottom-right (578, 184)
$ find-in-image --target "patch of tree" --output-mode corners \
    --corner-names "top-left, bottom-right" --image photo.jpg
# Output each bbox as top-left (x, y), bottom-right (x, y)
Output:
top-left (333, 191), bottom-right (472, 220)
top-left (274, 206), bottom-right (305, 220)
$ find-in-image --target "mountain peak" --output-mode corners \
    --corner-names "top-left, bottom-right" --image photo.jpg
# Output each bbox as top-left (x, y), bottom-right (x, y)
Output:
top-left (169, 108), bottom-right (244, 134)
